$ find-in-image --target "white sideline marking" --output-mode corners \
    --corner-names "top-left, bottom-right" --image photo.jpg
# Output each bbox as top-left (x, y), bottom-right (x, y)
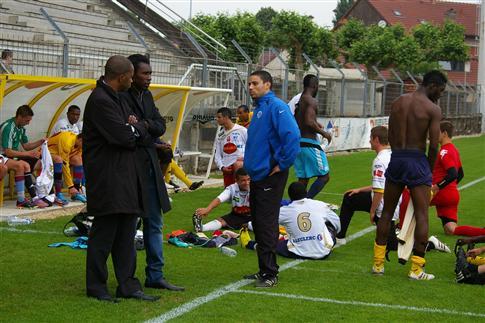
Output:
top-left (231, 290), bottom-right (485, 318)
top-left (146, 226), bottom-right (375, 323)
top-left (458, 176), bottom-right (485, 191)
top-left (0, 227), bottom-right (61, 235)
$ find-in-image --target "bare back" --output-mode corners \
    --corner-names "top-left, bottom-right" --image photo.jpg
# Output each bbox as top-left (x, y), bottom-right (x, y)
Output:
top-left (388, 91), bottom-right (441, 154)
top-left (295, 93), bottom-right (320, 140)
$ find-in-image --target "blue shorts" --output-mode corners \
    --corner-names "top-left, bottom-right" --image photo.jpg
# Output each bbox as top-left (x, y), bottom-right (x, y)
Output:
top-left (385, 149), bottom-right (432, 188)
top-left (294, 138), bottom-right (329, 179)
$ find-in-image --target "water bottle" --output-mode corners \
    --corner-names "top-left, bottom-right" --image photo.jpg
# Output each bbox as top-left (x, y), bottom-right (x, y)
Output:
top-left (220, 246), bottom-right (237, 257)
top-left (7, 216), bottom-right (34, 226)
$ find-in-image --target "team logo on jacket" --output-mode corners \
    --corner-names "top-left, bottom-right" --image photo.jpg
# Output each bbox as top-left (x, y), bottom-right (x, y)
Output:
top-left (223, 142), bottom-right (237, 154)
top-left (257, 111), bottom-right (262, 118)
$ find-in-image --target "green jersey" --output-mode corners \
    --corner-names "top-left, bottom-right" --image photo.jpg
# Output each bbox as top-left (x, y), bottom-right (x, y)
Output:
top-left (0, 117), bottom-right (28, 153)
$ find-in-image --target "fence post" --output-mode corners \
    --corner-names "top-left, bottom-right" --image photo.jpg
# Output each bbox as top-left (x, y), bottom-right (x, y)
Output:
top-left (390, 69), bottom-right (404, 95)
top-left (127, 21), bottom-right (150, 56)
top-left (372, 66), bottom-right (387, 116)
top-left (40, 7), bottom-right (69, 77)
top-left (271, 48), bottom-right (288, 101)
top-left (231, 39), bottom-right (252, 106)
top-left (352, 62), bottom-right (368, 116)
top-left (184, 32), bottom-right (208, 87)
top-left (329, 60), bottom-right (345, 116)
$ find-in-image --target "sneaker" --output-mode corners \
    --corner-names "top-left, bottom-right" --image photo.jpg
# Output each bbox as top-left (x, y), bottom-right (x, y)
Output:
top-left (408, 270), bottom-right (435, 280)
top-left (243, 272), bottom-right (261, 280)
top-left (239, 226), bottom-right (251, 248)
top-left (335, 238), bottom-right (347, 246)
top-left (169, 180), bottom-right (182, 193)
top-left (192, 213), bottom-right (203, 232)
top-left (16, 199), bottom-right (37, 209)
top-left (428, 235), bottom-right (450, 253)
top-left (71, 193), bottom-right (87, 203)
top-left (255, 276), bottom-right (278, 288)
top-left (33, 198), bottom-right (49, 208)
top-left (41, 197), bottom-right (53, 207)
top-left (55, 193), bottom-right (69, 206)
top-left (189, 181), bottom-right (204, 191)
top-left (372, 264), bottom-right (385, 275)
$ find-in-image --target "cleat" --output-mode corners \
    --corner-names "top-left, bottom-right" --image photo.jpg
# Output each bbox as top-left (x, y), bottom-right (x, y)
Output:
top-left (243, 272), bottom-right (261, 280)
top-left (189, 181), bottom-right (204, 191)
top-left (428, 235), bottom-right (450, 253)
top-left (372, 264), bottom-right (385, 275)
top-left (192, 213), bottom-right (203, 232)
top-left (16, 199), bottom-right (37, 209)
top-left (255, 276), bottom-right (278, 288)
top-left (55, 193), bottom-right (70, 206)
top-left (33, 198), bottom-right (49, 208)
top-left (408, 270), bottom-right (435, 280)
top-left (71, 193), bottom-right (87, 203)
top-left (169, 180), bottom-right (182, 193)
top-left (335, 238), bottom-right (347, 246)
top-left (239, 226), bottom-right (251, 248)
top-left (41, 197), bottom-right (53, 207)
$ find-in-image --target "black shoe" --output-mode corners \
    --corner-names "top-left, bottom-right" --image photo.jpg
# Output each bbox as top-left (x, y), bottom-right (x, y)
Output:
top-left (192, 213), bottom-right (203, 232)
top-left (243, 272), bottom-right (261, 280)
top-left (116, 290), bottom-right (160, 302)
top-left (145, 279), bottom-right (185, 291)
top-left (255, 276), bottom-right (278, 288)
top-left (189, 181), bottom-right (204, 191)
top-left (88, 294), bottom-right (120, 303)
top-left (169, 180), bottom-right (182, 193)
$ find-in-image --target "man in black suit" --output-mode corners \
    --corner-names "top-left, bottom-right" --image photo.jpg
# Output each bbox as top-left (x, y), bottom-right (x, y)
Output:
top-left (83, 55), bottom-right (159, 302)
top-left (121, 54), bottom-right (184, 291)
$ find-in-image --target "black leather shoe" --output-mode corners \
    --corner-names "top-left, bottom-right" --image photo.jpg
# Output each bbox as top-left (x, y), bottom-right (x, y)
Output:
top-left (117, 290), bottom-right (160, 302)
top-left (88, 294), bottom-right (120, 303)
top-left (145, 279), bottom-right (185, 291)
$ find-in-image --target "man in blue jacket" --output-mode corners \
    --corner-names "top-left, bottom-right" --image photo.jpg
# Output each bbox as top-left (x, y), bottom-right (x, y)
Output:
top-left (243, 70), bottom-right (300, 287)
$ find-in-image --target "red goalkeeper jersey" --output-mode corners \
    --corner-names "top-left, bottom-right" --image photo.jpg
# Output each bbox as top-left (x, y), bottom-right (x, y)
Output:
top-left (432, 143), bottom-right (462, 189)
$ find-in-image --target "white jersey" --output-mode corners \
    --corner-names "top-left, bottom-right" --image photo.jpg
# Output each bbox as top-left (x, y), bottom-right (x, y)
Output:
top-left (214, 124), bottom-right (247, 169)
top-left (217, 183), bottom-right (250, 214)
top-left (52, 118), bottom-right (82, 135)
top-left (279, 198), bottom-right (341, 259)
top-left (288, 93), bottom-right (302, 115)
top-left (372, 148), bottom-right (400, 220)
top-left (35, 141), bottom-right (54, 198)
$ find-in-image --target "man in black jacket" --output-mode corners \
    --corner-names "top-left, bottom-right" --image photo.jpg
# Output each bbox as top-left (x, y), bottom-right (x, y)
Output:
top-left (122, 54), bottom-right (184, 291)
top-left (84, 55), bottom-right (159, 302)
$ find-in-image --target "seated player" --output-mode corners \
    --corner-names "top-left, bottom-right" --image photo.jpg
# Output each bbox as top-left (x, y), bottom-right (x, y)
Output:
top-left (241, 182), bottom-right (340, 260)
top-left (52, 105), bottom-right (83, 135)
top-left (193, 168), bottom-right (250, 232)
top-left (455, 236), bottom-right (485, 285)
top-left (47, 131), bottom-right (86, 204)
top-left (337, 126), bottom-right (400, 245)
top-left (430, 121), bottom-right (485, 237)
top-left (214, 107), bottom-right (247, 187)
top-left (154, 140), bottom-right (203, 191)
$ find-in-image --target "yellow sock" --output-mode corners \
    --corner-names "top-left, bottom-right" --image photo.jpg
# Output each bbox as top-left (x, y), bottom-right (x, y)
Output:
top-left (467, 256), bottom-right (485, 266)
top-left (410, 255), bottom-right (426, 274)
top-left (171, 162), bottom-right (192, 187)
top-left (373, 242), bottom-right (386, 266)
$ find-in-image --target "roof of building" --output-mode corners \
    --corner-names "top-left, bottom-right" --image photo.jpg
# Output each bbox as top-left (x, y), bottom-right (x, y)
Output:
top-left (366, 0), bottom-right (479, 36)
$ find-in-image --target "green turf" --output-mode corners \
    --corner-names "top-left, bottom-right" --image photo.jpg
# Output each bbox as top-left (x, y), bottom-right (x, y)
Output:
top-left (1, 135), bottom-right (484, 322)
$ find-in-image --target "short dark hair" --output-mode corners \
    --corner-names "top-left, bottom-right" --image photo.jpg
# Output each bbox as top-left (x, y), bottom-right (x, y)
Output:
top-left (370, 126), bottom-right (388, 145)
top-left (237, 104), bottom-right (249, 113)
top-left (2, 49), bottom-right (13, 59)
top-left (235, 167), bottom-right (248, 179)
top-left (250, 70), bottom-right (273, 88)
top-left (217, 107), bottom-right (232, 118)
top-left (104, 55), bottom-right (133, 80)
top-left (127, 54), bottom-right (150, 72)
top-left (67, 105), bottom-right (81, 113)
top-left (16, 105), bottom-right (33, 117)
top-left (303, 74), bottom-right (318, 88)
top-left (422, 70), bottom-right (447, 87)
top-left (288, 182), bottom-right (307, 201)
top-left (440, 120), bottom-right (454, 138)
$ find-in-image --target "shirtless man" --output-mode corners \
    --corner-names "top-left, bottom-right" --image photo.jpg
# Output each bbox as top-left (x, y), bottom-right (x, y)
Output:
top-left (294, 74), bottom-right (332, 198)
top-left (373, 70), bottom-right (447, 280)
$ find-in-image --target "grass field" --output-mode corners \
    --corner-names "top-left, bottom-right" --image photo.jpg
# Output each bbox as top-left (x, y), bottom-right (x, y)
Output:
top-left (1, 136), bottom-right (484, 322)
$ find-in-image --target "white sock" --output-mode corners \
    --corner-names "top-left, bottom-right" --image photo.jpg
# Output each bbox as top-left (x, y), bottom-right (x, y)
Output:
top-left (202, 220), bottom-right (222, 231)
top-left (247, 221), bottom-right (253, 231)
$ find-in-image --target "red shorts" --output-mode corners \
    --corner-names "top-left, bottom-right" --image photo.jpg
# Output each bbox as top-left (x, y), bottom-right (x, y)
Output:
top-left (430, 188), bottom-right (459, 222)
top-left (223, 172), bottom-right (235, 187)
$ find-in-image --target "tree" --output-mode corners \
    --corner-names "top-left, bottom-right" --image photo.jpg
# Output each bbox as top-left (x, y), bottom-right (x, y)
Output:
top-left (270, 11), bottom-right (338, 70)
top-left (255, 7), bottom-right (277, 32)
top-left (332, 0), bottom-right (354, 27)
top-left (335, 18), bottom-right (366, 62)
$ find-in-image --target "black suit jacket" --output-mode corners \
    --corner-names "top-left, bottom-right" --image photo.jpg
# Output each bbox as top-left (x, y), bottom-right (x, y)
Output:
top-left (82, 78), bottom-right (147, 216)
top-left (120, 87), bottom-right (171, 214)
